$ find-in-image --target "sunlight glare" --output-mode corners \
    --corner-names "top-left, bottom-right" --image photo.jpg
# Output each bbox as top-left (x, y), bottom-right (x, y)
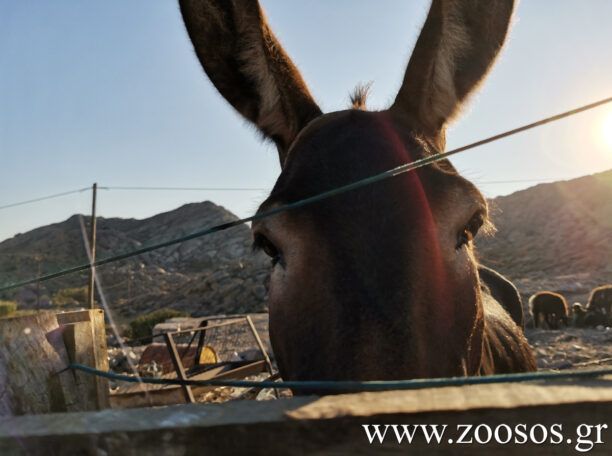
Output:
top-left (602, 111), bottom-right (612, 148)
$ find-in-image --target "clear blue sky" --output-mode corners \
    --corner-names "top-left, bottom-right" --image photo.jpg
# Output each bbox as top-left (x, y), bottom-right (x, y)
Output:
top-left (1, 0), bottom-right (611, 242)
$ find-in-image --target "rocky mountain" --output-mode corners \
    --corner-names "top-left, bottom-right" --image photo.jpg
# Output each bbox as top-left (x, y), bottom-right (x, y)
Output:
top-left (477, 169), bottom-right (612, 303)
top-left (2, 169), bottom-right (610, 321)
top-left (0, 202), bottom-right (270, 321)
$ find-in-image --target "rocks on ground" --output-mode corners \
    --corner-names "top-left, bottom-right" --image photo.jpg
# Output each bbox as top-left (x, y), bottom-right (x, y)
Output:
top-left (525, 327), bottom-right (612, 370)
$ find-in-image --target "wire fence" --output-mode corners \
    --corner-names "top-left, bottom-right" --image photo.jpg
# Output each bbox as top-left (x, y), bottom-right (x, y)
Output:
top-left (0, 178), bottom-right (573, 213)
top-left (1, 95), bottom-right (611, 293)
top-left (68, 362), bottom-right (612, 392)
top-left (3, 94), bottom-right (612, 393)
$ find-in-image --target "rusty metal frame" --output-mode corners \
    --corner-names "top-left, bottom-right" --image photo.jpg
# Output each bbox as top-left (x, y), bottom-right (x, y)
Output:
top-left (159, 315), bottom-right (275, 404)
top-left (163, 332), bottom-right (195, 403)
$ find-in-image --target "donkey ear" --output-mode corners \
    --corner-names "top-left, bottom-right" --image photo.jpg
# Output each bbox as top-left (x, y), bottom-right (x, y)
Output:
top-left (390, 0), bottom-right (515, 137)
top-left (179, 0), bottom-right (322, 165)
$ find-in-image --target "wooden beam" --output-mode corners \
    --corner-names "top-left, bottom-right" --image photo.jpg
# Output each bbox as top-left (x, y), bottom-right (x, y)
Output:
top-left (2, 378), bottom-right (612, 454)
top-left (57, 309), bottom-right (110, 409)
top-left (62, 322), bottom-right (100, 411)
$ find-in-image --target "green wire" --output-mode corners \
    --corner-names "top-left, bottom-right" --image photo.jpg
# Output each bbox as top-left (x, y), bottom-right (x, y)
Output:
top-left (1, 95), bottom-right (611, 292)
top-left (68, 363), bottom-right (612, 391)
top-left (0, 150), bottom-right (468, 292)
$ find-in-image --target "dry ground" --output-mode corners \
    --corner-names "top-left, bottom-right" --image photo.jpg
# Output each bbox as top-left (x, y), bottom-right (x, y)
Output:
top-left (109, 317), bottom-right (612, 404)
top-left (525, 327), bottom-right (612, 370)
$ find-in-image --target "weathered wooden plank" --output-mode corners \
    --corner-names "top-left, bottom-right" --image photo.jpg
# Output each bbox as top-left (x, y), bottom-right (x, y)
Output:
top-left (62, 322), bottom-right (99, 411)
top-left (2, 378), bottom-right (612, 454)
top-left (56, 310), bottom-right (93, 325)
top-left (57, 309), bottom-right (110, 409)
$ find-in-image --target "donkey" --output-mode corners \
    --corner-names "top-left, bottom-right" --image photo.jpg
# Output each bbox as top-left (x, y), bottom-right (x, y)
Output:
top-left (529, 291), bottom-right (569, 330)
top-left (179, 0), bottom-right (536, 388)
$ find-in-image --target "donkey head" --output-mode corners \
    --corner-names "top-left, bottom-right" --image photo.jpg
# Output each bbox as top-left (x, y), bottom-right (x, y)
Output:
top-left (180, 0), bottom-right (515, 383)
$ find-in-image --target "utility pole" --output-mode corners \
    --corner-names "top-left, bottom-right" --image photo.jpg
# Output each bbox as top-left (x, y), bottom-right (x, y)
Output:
top-left (35, 255), bottom-right (41, 309)
top-left (87, 183), bottom-right (98, 309)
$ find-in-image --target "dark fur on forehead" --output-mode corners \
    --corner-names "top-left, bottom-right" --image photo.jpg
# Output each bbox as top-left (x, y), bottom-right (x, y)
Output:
top-left (349, 82), bottom-right (372, 110)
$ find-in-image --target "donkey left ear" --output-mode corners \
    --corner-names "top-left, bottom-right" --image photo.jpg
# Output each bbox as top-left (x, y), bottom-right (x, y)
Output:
top-left (390, 0), bottom-right (515, 138)
top-left (179, 0), bottom-right (322, 165)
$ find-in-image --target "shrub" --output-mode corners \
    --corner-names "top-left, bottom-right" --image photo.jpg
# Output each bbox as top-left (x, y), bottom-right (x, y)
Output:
top-left (0, 301), bottom-right (18, 318)
top-left (52, 286), bottom-right (88, 307)
top-left (129, 308), bottom-right (187, 342)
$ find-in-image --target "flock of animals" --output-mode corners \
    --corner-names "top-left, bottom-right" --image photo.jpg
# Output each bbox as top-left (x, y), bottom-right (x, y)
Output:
top-left (529, 285), bottom-right (612, 330)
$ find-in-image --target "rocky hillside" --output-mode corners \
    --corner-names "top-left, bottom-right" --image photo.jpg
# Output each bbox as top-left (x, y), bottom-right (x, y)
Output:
top-left (0, 202), bottom-right (270, 321)
top-left (477, 169), bottom-right (612, 303)
top-left (2, 169), bottom-right (610, 321)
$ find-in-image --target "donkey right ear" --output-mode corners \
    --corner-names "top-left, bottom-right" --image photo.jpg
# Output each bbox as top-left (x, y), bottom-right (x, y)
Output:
top-left (390, 0), bottom-right (515, 140)
top-left (179, 0), bottom-right (322, 165)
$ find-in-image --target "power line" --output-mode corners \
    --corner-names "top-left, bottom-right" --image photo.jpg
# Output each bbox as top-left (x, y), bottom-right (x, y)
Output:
top-left (2, 95), bottom-right (611, 214)
top-left (100, 186), bottom-right (268, 191)
top-left (0, 179), bottom-right (571, 212)
top-left (103, 181), bottom-right (573, 188)
top-left (477, 177), bottom-right (574, 184)
top-left (1, 94), bottom-right (611, 292)
top-left (0, 185), bottom-right (269, 212)
top-left (0, 178), bottom-right (576, 213)
top-left (0, 187), bottom-right (90, 211)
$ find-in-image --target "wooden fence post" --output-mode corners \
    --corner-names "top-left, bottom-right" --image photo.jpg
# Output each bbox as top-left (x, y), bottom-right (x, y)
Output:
top-left (57, 309), bottom-right (110, 409)
top-left (0, 310), bottom-right (110, 417)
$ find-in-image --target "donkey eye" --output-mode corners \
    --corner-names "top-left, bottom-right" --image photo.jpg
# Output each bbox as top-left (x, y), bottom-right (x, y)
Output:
top-left (253, 234), bottom-right (282, 266)
top-left (456, 212), bottom-right (484, 250)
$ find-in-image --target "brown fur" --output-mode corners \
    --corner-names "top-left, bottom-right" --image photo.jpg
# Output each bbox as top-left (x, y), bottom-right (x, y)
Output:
top-left (179, 0), bottom-right (322, 164)
top-left (349, 83), bottom-right (372, 110)
top-left (180, 0), bottom-right (535, 392)
top-left (391, 0), bottom-right (515, 139)
top-left (529, 291), bottom-right (569, 330)
top-left (479, 265), bottom-right (525, 329)
top-left (576, 285), bottom-right (612, 327)
top-left (587, 285), bottom-right (612, 316)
